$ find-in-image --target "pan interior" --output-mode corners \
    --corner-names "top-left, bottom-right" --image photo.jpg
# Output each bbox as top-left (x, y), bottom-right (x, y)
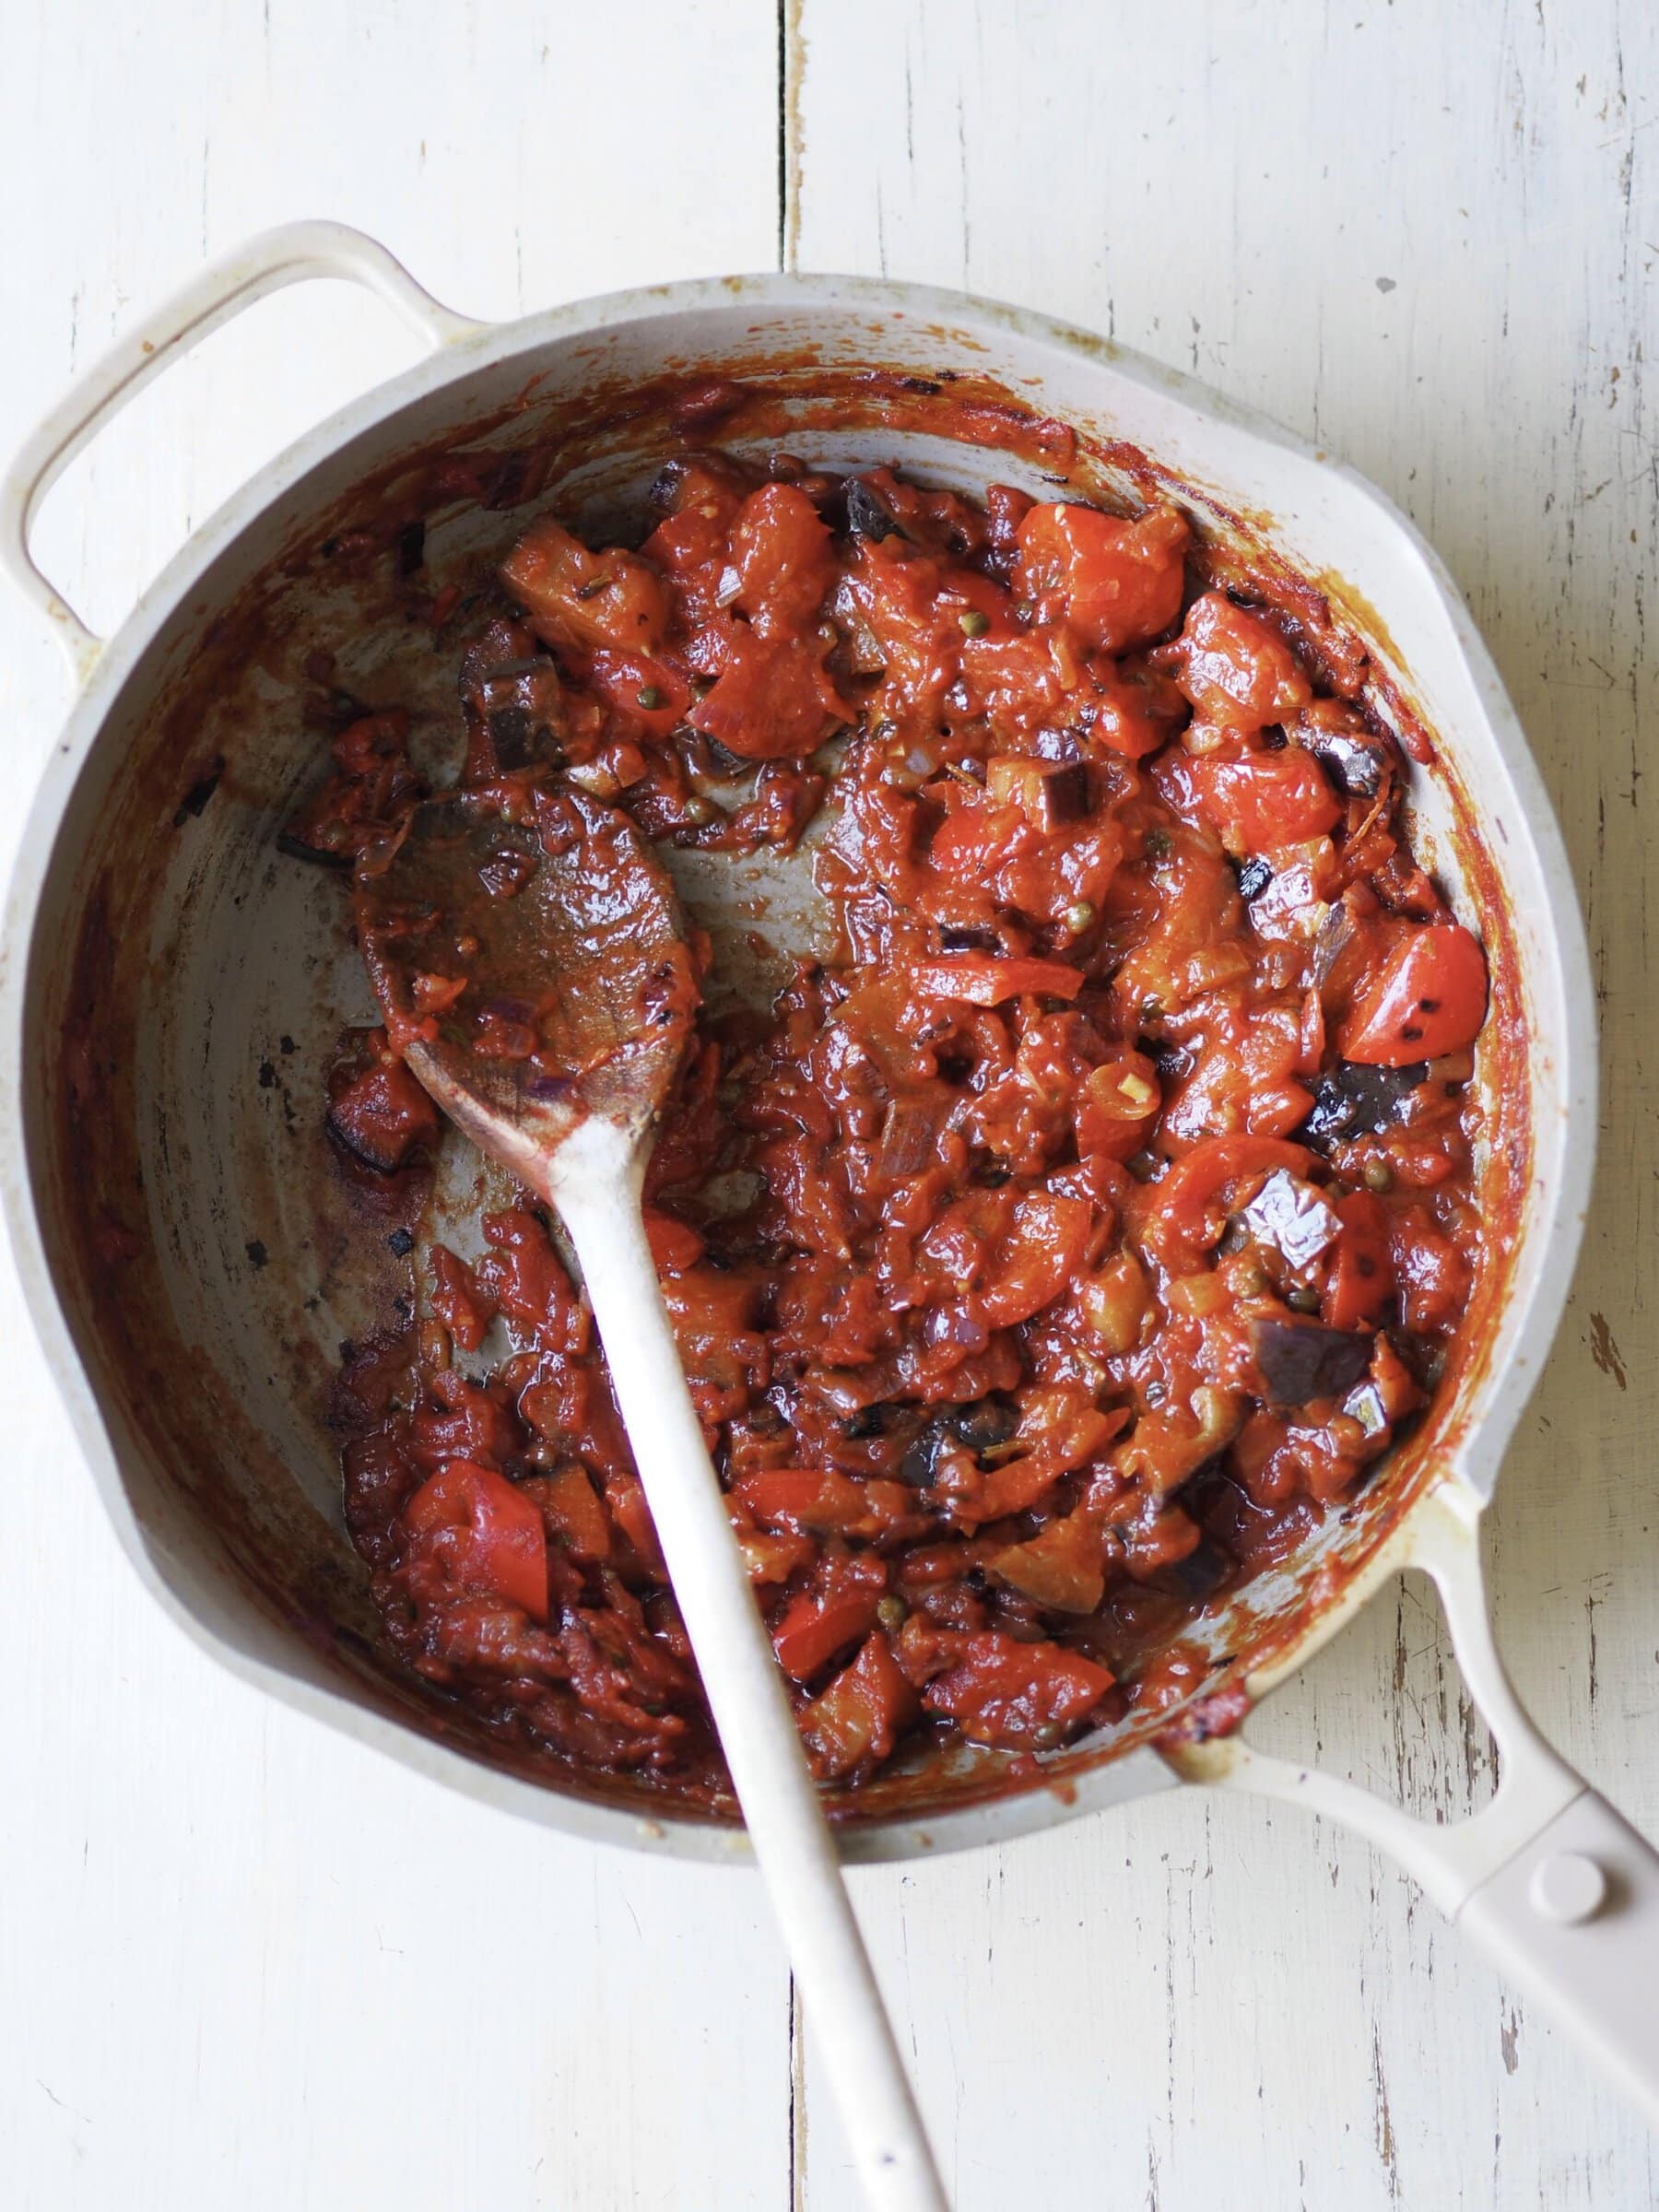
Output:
top-left (23, 318), bottom-right (1531, 1837)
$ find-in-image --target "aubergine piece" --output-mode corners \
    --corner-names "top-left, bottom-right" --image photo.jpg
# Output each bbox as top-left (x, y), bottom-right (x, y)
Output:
top-left (1234, 855), bottom-right (1273, 902)
top-left (877, 1096), bottom-right (947, 1182)
top-left (1301, 1059), bottom-right (1429, 1147)
top-left (844, 476), bottom-right (907, 544)
top-left (1030, 759), bottom-right (1089, 825)
top-left (276, 824), bottom-right (354, 870)
top-left (899, 1418), bottom-right (952, 1488)
top-left (1149, 1534), bottom-right (1234, 1605)
top-left (938, 922), bottom-right (1003, 952)
top-left (1252, 1317), bottom-right (1377, 1406)
top-left (840, 1401), bottom-right (906, 1440)
top-left (461, 625), bottom-right (566, 771)
top-left (898, 1394), bottom-right (1019, 1485)
top-left (948, 1396), bottom-right (1020, 1453)
top-left (1239, 1169), bottom-right (1342, 1270)
top-left (1304, 723), bottom-right (1393, 797)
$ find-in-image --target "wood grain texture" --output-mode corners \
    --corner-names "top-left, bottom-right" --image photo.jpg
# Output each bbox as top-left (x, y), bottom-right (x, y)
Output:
top-left (1, 2), bottom-right (1654, 2207)
top-left (791, 4), bottom-right (1659, 2206)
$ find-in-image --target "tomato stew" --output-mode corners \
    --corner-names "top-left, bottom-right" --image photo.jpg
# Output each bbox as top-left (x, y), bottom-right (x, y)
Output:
top-left (303, 450), bottom-right (1488, 1805)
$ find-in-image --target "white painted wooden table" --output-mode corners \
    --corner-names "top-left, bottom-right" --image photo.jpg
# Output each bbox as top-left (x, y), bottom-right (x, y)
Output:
top-left (3, 6), bottom-right (1655, 2206)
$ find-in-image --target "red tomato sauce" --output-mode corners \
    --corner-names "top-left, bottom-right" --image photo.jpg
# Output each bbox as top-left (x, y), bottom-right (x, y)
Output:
top-left (300, 450), bottom-right (1489, 1804)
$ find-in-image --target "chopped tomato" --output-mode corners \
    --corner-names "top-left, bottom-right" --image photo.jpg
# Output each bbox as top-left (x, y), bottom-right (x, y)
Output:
top-left (1075, 1051), bottom-right (1163, 1159)
top-left (326, 1030), bottom-right (440, 1171)
top-left (727, 482), bottom-right (835, 638)
top-left (736, 1530), bottom-right (818, 1584)
top-left (1341, 924), bottom-right (1488, 1065)
top-left (643, 1209), bottom-right (707, 1276)
top-left (918, 1187), bottom-right (1092, 1328)
top-left (529, 1464), bottom-right (613, 1563)
top-left (1171, 592), bottom-right (1312, 728)
top-left (428, 1244), bottom-right (494, 1353)
top-left (1014, 500), bottom-right (1189, 653)
top-left (686, 623), bottom-right (850, 759)
top-left (584, 650), bottom-right (692, 737)
top-left (734, 1467), bottom-right (917, 1541)
top-left (976, 1191), bottom-right (1093, 1327)
top-left (771, 1577), bottom-right (884, 1681)
top-left (1194, 751), bottom-right (1341, 852)
top-left (987, 1509), bottom-right (1106, 1613)
top-left (477, 1208), bottom-right (588, 1353)
top-left (640, 464), bottom-right (745, 626)
top-left (403, 1460), bottom-right (550, 1620)
top-left (918, 1628), bottom-right (1113, 1748)
top-left (799, 1634), bottom-right (920, 1780)
top-left (501, 515), bottom-right (670, 657)
top-left (1389, 1205), bottom-right (1473, 1334)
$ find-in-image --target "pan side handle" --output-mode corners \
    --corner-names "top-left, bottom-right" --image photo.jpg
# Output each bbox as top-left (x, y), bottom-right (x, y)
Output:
top-left (1171, 1480), bottom-right (1659, 2128)
top-left (0, 221), bottom-right (485, 673)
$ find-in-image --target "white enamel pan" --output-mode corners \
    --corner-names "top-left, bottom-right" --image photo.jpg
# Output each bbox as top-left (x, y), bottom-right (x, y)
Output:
top-left (4, 222), bottom-right (1656, 2129)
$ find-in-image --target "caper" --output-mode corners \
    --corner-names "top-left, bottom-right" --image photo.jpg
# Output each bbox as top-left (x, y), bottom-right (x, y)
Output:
top-left (636, 684), bottom-right (666, 711)
top-left (876, 1595), bottom-right (908, 1635)
top-left (958, 608), bottom-right (991, 638)
top-left (1065, 900), bottom-right (1096, 933)
top-left (1362, 1158), bottom-right (1394, 1193)
top-left (1287, 1285), bottom-right (1322, 1314)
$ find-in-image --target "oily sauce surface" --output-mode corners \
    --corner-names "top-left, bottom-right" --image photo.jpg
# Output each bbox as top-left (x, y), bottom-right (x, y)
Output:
top-left (297, 448), bottom-right (1489, 1805)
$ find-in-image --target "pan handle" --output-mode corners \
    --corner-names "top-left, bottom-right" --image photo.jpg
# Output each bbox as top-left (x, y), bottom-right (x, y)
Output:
top-left (0, 220), bottom-right (484, 674)
top-left (1171, 1480), bottom-right (1659, 2125)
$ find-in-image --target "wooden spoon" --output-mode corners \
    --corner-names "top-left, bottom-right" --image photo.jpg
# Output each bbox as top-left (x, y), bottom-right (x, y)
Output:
top-left (356, 779), bottom-right (946, 2212)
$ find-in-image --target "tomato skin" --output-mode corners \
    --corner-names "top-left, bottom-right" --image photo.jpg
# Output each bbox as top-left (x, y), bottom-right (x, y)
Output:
top-left (1323, 1191), bottom-right (1396, 1332)
top-left (403, 1460), bottom-right (550, 1621)
top-left (734, 1467), bottom-right (918, 1540)
top-left (1341, 924), bottom-right (1488, 1065)
top-left (1194, 751), bottom-right (1341, 851)
top-left (906, 954), bottom-right (1084, 1005)
top-left (1013, 500), bottom-right (1189, 653)
top-left (1171, 592), bottom-right (1312, 728)
top-left (1139, 1135), bottom-right (1312, 1275)
top-left (772, 1583), bottom-right (883, 1681)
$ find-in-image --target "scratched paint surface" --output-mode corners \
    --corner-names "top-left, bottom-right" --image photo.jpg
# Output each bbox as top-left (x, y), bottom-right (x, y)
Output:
top-left (1, 5), bottom-right (1655, 2209)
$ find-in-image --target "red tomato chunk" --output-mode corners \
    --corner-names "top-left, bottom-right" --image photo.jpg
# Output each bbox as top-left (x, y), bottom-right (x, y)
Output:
top-left (317, 449), bottom-right (1491, 1806)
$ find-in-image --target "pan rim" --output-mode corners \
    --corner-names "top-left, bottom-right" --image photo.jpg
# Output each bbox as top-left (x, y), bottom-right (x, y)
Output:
top-left (0, 266), bottom-right (1597, 1863)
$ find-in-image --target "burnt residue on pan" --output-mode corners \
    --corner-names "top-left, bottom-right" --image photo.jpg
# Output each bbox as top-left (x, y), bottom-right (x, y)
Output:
top-left (37, 338), bottom-right (1530, 1827)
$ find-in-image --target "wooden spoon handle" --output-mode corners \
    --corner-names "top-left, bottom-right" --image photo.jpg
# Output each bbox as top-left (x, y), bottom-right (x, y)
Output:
top-left (556, 1149), bottom-right (947, 2212)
